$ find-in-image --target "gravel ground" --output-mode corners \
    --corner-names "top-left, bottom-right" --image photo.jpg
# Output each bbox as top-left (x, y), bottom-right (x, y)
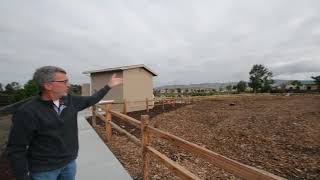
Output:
top-left (92, 95), bottom-right (320, 179)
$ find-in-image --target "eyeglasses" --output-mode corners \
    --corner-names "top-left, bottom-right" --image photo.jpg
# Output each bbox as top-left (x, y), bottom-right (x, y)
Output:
top-left (51, 79), bottom-right (69, 84)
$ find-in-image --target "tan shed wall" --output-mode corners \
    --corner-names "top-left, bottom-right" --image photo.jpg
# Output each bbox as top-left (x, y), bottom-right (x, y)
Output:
top-left (81, 83), bottom-right (90, 96)
top-left (90, 71), bottom-right (124, 112)
top-left (123, 68), bottom-right (154, 112)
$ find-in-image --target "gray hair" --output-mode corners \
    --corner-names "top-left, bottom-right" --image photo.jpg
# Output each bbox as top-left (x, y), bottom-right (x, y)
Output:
top-left (33, 66), bottom-right (66, 90)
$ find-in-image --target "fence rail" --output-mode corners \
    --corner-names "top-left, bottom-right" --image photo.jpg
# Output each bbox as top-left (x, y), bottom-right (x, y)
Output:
top-left (96, 96), bottom-right (194, 115)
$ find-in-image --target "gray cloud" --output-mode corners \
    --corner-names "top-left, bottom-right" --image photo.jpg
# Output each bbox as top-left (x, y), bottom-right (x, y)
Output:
top-left (271, 60), bottom-right (320, 75)
top-left (0, 0), bottom-right (320, 87)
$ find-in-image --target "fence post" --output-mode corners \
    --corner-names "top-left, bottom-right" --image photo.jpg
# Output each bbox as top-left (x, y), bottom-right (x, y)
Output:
top-left (173, 98), bottom-right (176, 107)
top-left (141, 115), bottom-right (150, 180)
top-left (123, 99), bottom-right (127, 114)
top-left (146, 98), bottom-right (149, 113)
top-left (92, 105), bottom-right (96, 127)
top-left (162, 98), bottom-right (165, 111)
top-left (105, 103), bottom-right (112, 142)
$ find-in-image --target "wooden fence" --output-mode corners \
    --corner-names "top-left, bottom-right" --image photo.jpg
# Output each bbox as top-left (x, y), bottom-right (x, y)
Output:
top-left (95, 97), bottom-right (194, 115)
top-left (92, 98), bottom-right (285, 180)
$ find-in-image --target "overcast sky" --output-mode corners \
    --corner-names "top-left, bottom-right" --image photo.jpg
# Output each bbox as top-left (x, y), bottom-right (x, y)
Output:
top-left (1, 0), bottom-right (320, 87)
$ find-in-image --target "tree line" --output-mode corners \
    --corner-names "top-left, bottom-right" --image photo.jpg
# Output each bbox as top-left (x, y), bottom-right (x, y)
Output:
top-left (0, 80), bottom-right (81, 104)
top-left (236, 64), bottom-right (320, 93)
top-left (1, 65), bottom-right (320, 104)
top-left (158, 64), bottom-right (320, 96)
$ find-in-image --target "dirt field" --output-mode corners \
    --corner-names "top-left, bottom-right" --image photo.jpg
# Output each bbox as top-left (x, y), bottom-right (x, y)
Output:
top-left (92, 95), bottom-right (320, 179)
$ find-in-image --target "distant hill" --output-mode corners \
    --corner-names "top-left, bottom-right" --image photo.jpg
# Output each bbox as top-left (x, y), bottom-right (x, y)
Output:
top-left (272, 79), bottom-right (292, 87)
top-left (155, 79), bottom-right (293, 90)
top-left (155, 82), bottom-right (237, 90)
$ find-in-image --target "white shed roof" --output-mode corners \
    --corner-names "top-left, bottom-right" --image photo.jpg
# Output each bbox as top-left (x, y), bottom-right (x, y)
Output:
top-left (83, 64), bottom-right (157, 76)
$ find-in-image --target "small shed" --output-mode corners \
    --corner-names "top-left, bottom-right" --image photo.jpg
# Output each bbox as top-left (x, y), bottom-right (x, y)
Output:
top-left (81, 83), bottom-right (90, 96)
top-left (83, 64), bottom-right (157, 112)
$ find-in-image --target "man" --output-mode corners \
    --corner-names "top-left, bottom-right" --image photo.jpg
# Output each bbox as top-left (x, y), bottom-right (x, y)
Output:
top-left (6, 66), bottom-right (123, 180)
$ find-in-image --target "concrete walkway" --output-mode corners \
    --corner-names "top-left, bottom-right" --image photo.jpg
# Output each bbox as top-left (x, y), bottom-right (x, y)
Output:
top-left (76, 110), bottom-right (132, 180)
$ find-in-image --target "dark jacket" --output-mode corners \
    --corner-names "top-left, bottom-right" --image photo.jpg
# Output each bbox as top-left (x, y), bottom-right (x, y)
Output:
top-left (6, 85), bottom-right (110, 180)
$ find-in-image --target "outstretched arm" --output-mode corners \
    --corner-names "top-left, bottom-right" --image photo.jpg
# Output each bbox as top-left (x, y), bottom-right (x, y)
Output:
top-left (72, 73), bottom-right (123, 111)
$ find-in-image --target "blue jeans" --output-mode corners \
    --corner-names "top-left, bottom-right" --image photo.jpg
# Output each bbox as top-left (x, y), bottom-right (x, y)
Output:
top-left (30, 160), bottom-right (76, 180)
